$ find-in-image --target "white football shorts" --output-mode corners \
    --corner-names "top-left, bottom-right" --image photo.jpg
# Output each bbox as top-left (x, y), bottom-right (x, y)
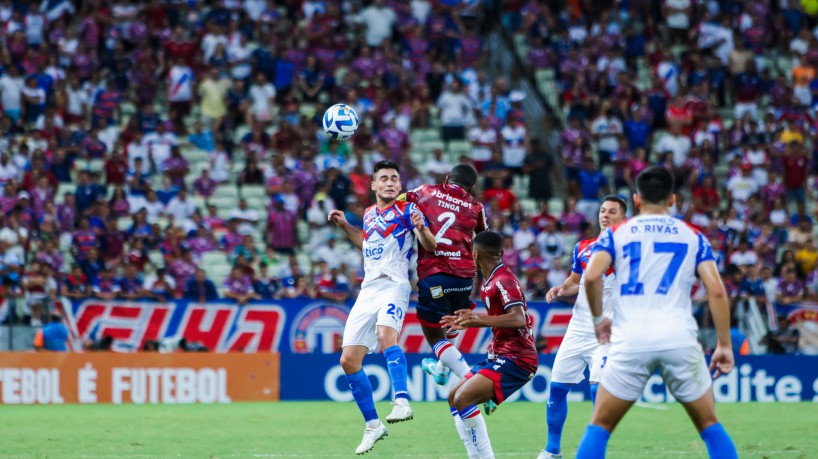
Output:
top-left (601, 345), bottom-right (712, 403)
top-left (342, 277), bottom-right (411, 352)
top-left (551, 330), bottom-right (609, 384)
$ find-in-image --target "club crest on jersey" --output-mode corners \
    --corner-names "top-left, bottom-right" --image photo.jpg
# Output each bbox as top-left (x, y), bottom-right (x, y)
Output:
top-left (382, 210), bottom-right (395, 221)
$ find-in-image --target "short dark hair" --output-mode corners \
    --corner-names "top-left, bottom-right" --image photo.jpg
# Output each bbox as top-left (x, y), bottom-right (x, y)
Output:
top-left (373, 160), bottom-right (400, 176)
top-left (602, 195), bottom-right (627, 215)
top-left (474, 230), bottom-right (502, 251)
top-left (448, 164), bottom-right (478, 189)
top-left (635, 167), bottom-right (674, 205)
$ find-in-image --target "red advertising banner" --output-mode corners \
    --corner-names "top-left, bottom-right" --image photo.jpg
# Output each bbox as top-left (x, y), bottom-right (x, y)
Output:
top-left (0, 353), bottom-right (279, 404)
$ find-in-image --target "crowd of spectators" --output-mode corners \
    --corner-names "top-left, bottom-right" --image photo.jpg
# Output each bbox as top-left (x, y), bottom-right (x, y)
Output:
top-left (491, 0), bottom-right (818, 349)
top-left (0, 0), bottom-right (814, 353)
top-left (0, 0), bottom-right (547, 327)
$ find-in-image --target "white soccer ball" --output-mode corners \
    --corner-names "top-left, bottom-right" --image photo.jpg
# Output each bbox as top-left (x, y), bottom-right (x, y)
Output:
top-left (322, 103), bottom-right (359, 140)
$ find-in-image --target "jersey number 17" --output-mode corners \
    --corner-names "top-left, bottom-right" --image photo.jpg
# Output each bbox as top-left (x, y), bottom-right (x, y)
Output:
top-left (620, 242), bottom-right (687, 296)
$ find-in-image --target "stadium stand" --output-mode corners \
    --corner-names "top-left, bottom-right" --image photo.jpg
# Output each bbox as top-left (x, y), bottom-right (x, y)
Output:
top-left (0, 0), bottom-right (813, 354)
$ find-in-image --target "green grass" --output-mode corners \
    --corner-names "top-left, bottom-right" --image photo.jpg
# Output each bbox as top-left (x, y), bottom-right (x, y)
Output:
top-left (1, 402), bottom-right (815, 458)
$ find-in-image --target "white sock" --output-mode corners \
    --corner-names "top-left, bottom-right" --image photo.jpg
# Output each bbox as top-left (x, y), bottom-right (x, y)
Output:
top-left (436, 341), bottom-right (471, 379)
top-left (435, 359), bottom-right (450, 374)
top-left (451, 408), bottom-right (480, 459)
top-left (365, 419), bottom-right (382, 429)
top-left (461, 412), bottom-right (494, 459)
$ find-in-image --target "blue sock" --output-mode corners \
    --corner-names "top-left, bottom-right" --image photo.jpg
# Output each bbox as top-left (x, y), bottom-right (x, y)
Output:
top-left (700, 423), bottom-right (738, 459)
top-left (384, 345), bottom-right (409, 400)
top-left (545, 382), bottom-right (572, 454)
top-left (590, 383), bottom-right (599, 406)
top-left (345, 369), bottom-right (378, 422)
top-left (576, 425), bottom-right (610, 459)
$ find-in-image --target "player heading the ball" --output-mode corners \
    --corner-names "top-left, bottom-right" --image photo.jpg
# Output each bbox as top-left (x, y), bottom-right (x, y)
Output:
top-left (328, 160), bottom-right (437, 455)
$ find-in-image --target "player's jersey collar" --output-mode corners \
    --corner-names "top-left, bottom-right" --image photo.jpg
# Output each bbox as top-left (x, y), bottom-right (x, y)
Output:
top-left (485, 262), bottom-right (505, 283)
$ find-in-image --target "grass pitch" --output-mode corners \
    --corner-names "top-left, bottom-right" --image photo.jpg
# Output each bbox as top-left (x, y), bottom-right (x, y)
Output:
top-left (1, 402), bottom-right (815, 458)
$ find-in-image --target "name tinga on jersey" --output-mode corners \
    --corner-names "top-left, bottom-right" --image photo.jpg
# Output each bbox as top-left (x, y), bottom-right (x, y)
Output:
top-left (431, 188), bottom-right (472, 212)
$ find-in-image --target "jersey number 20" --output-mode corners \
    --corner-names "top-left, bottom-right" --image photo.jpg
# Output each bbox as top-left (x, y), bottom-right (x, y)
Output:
top-left (620, 241), bottom-right (687, 296)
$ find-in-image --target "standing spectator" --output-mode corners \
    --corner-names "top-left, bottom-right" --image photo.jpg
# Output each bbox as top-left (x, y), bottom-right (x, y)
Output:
top-left (165, 189), bottom-right (196, 226)
top-left (247, 72), bottom-right (276, 125)
top-left (198, 68), bottom-right (231, 127)
top-left (0, 65), bottom-right (23, 123)
top-left (522, 139), bottom-right (556, 202)
top-left (167, 58), bottom-right (194, 121)
top-left (229, 198), bottom-right (260, 235)
top-left (437, 80), bottom-right (472, 142)
top-left (468, 116), bottom-right (497, 171)
top-left (576, 158), bottom-right (610, 222)
top-left (782, 141), bottom-right (809, 206)
top-left (266, 196), bottom-right (298, 255)
top-left (590, 105), bottom-right (623, 166)
top-left (501, 113), bottom-right (528, 172)
top-left (663, 0), bottom-right (692, 44)
top-left (725, 162), bottom-right (759, 215)
top-left (34, 311), bottom-right (68, 352)
top-left (357, 0), bottom-right (396, 47)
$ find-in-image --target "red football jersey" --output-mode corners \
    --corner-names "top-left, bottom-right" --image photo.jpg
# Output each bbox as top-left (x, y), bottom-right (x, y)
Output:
top-left (479, 263), bottom-right (538, 373)
top-left (406, 184), bottom-right (488, 279)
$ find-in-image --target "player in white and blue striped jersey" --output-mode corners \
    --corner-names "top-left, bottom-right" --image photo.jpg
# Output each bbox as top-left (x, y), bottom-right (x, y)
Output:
top-left (577, 166), bottom-right (738, 459)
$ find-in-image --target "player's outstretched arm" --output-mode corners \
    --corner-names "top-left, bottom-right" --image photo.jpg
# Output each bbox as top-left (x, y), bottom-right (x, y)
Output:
top-left (697, 260), bottom-right (734, 378)
top-left (442, 306), bottom-right (526, 330)
top-left (327, 210), bottom-right (363, 251)
top-left (411, 211), bottom-right (437, 252)
top-left (546, 272), bottom-right (581, 302)
top-left (584, 251), bottom-right (613, 344)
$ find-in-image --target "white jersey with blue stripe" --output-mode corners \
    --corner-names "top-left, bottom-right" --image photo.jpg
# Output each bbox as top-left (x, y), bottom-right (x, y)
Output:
top-left (568, 237), bottom-right (616, 335)
top-left (591, 214), bottom-right (715, 352)
top-left (361, 201), bottom-right (426, 287)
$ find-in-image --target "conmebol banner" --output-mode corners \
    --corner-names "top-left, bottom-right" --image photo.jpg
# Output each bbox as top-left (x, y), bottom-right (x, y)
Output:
top-left (280, 354), bottom-right (818, 403)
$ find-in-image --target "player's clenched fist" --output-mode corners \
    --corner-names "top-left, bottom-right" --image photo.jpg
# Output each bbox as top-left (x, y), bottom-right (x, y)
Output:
top-left (327, 210), bottom-right (346, 226)
top-left (410, 211), bottom-right (426, 231)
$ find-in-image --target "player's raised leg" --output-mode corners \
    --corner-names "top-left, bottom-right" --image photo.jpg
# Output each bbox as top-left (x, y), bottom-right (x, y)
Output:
top-left (446, 376), bottom-right (481, 458)
top-left (340, 344), bottom-right (388, 455)
top-left (449, 373), bottom-right (496, 459)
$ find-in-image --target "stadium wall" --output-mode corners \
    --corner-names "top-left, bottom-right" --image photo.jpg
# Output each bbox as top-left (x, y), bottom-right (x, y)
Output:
top-left (0, 353), bottom-right (279, 404)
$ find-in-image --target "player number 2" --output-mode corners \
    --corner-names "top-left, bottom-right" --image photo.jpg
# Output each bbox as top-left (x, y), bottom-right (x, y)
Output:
top-left (434, 212), bottom-right (456, 245)
top-left (620, 241), bottom-right (687, 296)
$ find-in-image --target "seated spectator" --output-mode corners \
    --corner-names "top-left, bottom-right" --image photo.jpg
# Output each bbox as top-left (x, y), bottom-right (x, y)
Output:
top-left (143, 267), bottom-right (176, 301)
top-left (93, 267), bottom-right (120, 301)
top-left (118, 264), bottom-right (145, 300)
top-left (223, 266), bottom-right (259, 305)
top-left (193, 168), bottom-right (218, 199)
top-left (775, 267), bottom-right (805, 314)
top-left (184, 269), bottom-right (219, 303)
top-left (314, 264), bottom-right (351, 302)
top-left (759, 315), bottom-right (800, 354)
top-left (254, 262), bottom-right (278, 300)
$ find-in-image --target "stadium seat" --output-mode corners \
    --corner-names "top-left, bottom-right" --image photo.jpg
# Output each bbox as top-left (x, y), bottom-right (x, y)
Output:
top-left (548, 197), bottom-right (564, 215)
top-left (240, 185), bottom-right (266, 199)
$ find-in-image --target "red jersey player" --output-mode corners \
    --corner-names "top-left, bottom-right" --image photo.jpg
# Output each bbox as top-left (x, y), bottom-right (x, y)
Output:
top-left (403, 165), bottom-right (488, 386)
top-left (442, 230), bottom-right (538, 459)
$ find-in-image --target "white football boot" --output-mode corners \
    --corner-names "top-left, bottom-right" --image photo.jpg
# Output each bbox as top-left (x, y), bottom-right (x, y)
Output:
top-left (385, 400), bottom-right (414, 423)
top-left (355, 425), bottom-right (388, 455)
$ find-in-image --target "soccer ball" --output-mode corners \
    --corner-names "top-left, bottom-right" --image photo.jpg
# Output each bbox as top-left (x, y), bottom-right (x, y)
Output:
top-left (322, 103), bottom-right (359, 140)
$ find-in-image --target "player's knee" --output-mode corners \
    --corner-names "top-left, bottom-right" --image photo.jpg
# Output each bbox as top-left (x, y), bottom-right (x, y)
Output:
top-left (377, 334), bottom-right (397, 350)
top-left (339, 353), bottom-right (361, 374)
top-left (451, 389), bottom-right (471, 411)
top-left (447, 389), bottom-right (457, 407)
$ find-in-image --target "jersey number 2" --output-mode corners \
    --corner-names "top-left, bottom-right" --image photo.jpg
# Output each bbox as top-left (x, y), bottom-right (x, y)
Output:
top-left (434, 212), bottom-right (456, 245)
top-left (620, 241), bottom-right (687, 296)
